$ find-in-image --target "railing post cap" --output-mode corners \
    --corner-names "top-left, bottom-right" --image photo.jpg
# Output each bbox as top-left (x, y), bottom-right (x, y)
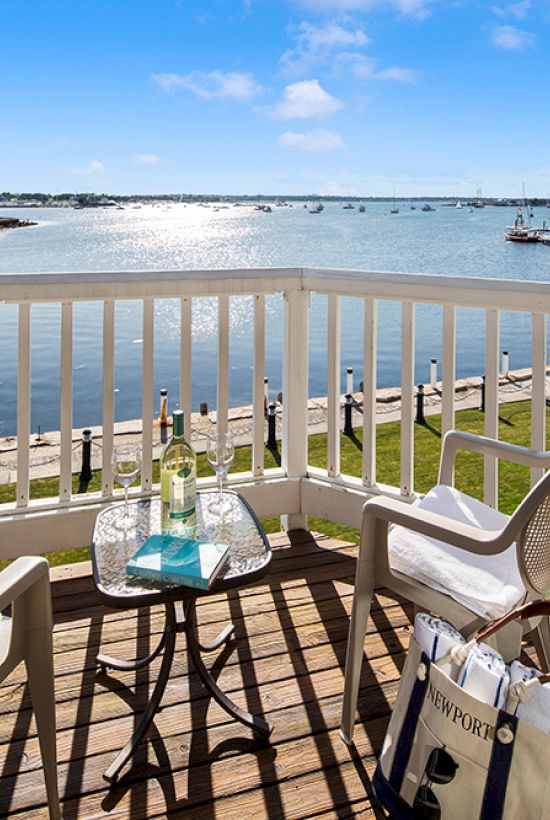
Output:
top-left (82, 429), bottom-right (92, 441)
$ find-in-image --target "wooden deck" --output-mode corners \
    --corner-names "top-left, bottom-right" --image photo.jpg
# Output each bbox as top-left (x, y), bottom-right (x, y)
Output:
top-left (1, 530), bottom-right (415, 819)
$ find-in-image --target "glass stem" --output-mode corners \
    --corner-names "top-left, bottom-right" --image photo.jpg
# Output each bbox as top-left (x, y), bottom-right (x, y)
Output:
top-left (124, 486), bottom-right (129, 519)
top-left (218, 471), bottom-right (223, 508)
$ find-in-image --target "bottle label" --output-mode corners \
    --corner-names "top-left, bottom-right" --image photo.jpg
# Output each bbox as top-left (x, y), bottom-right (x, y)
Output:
top-left (169, 469), bottom-right (196, 520)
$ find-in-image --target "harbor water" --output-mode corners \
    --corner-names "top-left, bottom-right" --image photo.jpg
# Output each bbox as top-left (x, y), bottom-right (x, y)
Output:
top-left (1, 200), bottom-right (550, 436)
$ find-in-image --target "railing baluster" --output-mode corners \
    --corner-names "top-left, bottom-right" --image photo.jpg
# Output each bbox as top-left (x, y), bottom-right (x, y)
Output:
top-left (282, 290), bottom-right (309, 530)
top-left (484, 309), bottom-right (499, 508)
top-left (531, 312), bottom-right (547, 485)
top-left (217, 296), bottom-right (229, 440)
top-left (141, 298), bottom-right (154, 491)
top-left (253, 295), bottom-right (265, 476)
top-left (16, 303), bottom-right (30, 507)
top-left (327, 295), bottom-right (341, 477)
top-left (59, 301), bottom-right (73, 502)
top-left (401, 302), bottom-right (415, 496)
top-left (362, 298), bottom-right (377, 488)
top-left (441, 305), bottom-right (456, 440)
top-left (102, 301), bottom-right (115, 496)
top-left (180, 296), bottom-right (192, 440)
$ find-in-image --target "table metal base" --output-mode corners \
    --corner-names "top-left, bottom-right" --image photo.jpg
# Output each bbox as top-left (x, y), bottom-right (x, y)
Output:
top-left (98, 600), bottom-right (273, 784)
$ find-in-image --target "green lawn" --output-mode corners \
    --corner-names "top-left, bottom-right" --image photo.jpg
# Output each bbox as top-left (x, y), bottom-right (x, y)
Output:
top-left (1, 399), bottom-right (546, 568)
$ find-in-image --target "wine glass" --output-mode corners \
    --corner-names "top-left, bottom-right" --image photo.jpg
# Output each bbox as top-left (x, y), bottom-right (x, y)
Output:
top-left (112, 444), bottom-right (141, 530)
top-left (206, 432), bottom-right (234, 515)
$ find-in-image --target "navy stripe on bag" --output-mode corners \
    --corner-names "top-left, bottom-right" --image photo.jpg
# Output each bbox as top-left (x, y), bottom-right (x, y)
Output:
top-left (479, 712), bottom-right (517, 820)
top-left (389, 652), bottom-right (431, 791)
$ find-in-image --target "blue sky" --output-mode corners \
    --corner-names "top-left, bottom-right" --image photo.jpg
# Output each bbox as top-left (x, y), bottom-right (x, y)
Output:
top-left (3, 0), bottom-right (550, 196)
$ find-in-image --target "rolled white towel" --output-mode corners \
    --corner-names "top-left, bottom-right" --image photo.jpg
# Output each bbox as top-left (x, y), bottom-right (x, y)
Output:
top-left (510, 659), bottom-right (542, 686)
top-left (413, 613), bottom-right (465, 680)
top-left (458, 643), bottom-right (510, 709)
top-left (506, 660), bottom-right (550, 733)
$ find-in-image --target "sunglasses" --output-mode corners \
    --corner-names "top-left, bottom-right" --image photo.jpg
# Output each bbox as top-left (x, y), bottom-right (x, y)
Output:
top-left (413, 748), bottom-right (458, 819)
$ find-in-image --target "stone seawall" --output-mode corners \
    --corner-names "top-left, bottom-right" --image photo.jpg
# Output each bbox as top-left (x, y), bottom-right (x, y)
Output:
top-left (0, 367), bottom-right (543, 484)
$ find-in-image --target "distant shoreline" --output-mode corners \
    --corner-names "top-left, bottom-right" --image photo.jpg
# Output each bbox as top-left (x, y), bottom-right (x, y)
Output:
top-left (1, 193), bottom-right (547, 209)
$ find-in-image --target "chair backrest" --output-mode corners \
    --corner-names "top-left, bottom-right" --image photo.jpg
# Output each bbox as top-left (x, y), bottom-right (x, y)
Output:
top-left (515, 471), bottom-right (550, 594)
top-left (0, 556), bottom-right (52, 679)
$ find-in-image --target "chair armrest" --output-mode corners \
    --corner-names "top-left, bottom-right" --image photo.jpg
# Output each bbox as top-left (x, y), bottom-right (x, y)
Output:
top-left (439, 430), bottom-right (550, 486)
top-left (362, 495), bottom-right (513, 557)
top-left (0, 557), bottom-right (50, 612)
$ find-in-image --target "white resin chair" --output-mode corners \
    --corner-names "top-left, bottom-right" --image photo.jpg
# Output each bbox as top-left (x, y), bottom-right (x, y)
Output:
top-left (0, 556), bottom-right (60, 819)
top-left (340, 430), bottom-right (550, 745)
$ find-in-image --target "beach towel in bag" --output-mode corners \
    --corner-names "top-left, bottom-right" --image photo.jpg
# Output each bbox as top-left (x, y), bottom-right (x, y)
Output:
top-left (374, 600), bottom-right (550, 819)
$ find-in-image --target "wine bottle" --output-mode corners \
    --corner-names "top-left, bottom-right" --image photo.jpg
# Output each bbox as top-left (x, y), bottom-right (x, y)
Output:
top-left (160, 409), bottom-right (196, 536)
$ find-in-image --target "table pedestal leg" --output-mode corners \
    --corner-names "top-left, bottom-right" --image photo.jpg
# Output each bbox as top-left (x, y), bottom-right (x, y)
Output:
top-left (103, 604), bottom-right (177, 784)
top-left (184, 600), bottom-right (273, 739)
top-left (97, 630), bottom-right (167, 673)
top-left (198, 622), bottom-right (235, 652)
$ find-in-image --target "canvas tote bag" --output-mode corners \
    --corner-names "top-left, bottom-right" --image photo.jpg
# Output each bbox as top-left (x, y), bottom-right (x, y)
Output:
top-left (373, 600), bottom-right (550, 819)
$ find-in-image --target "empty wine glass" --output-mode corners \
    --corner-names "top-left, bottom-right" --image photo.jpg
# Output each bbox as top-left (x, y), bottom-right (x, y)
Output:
top-left (206, 432), bottom-right (234, 515)
top-left (112, 444), bottom-right (141, 530)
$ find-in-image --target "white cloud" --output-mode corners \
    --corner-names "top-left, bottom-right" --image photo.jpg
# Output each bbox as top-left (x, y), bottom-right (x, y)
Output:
top-left (491, 24), bottom-right (535, 49)
top-left (278, 129), bottom-right (344, 151)
top-left (281, 21), bottom-right (370, 76)
top-left (376, 66), bottom-right (418, 82)
top-left (292, 0), bottom-right (433, 19)
top-left (151, 70), bottom-right (263, 100)
top-left (333, 52), bottom-right (416, 82)
top-left (492, 0), bottom-right (530, 19)
top-left (333, 52), bottom-right (377, 78)
top-left (269, 80), bottom-right (344, 119)
top-left (280, 20), bottom-right (418, 85)
top-left (72, 160), bottom-right (105, 175)
top-left (134, 153), bottom-right (160, 165)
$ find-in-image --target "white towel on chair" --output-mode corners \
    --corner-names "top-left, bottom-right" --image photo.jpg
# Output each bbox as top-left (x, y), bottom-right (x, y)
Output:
top-left (458, 643), bottom-right (510, 708)
top-left (388, 484), bottom-right (526, 620)
top-left (413, 613), bottom-right (465, 679)
top-left (508, 660), bottom-right (550, 733)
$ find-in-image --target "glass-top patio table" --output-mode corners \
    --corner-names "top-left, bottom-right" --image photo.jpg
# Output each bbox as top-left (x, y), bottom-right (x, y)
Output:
top-left (91, 491), bottom-right (273, 783)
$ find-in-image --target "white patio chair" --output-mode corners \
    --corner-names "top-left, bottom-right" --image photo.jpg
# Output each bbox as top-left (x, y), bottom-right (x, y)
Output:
top-left (340, 430), bottom-right (550, 745)
top-left (0, 556), bottom-right (60, 819)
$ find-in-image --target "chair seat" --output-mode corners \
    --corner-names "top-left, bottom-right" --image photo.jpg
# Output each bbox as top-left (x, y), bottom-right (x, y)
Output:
top-left (388, 484), bottom-right (527, 619)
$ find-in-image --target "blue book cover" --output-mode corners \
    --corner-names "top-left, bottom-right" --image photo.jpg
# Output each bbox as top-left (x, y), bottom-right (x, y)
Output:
top-left (126, 534), bottom-right (230, 590)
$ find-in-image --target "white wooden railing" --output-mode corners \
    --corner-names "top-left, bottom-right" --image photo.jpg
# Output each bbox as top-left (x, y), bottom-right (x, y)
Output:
top-left (1, 266), bottom-right (549, 559)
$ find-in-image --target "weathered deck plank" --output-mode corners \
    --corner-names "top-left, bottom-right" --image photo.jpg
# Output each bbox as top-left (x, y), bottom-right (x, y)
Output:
top-left (1, 530), bottom-right (411, 819)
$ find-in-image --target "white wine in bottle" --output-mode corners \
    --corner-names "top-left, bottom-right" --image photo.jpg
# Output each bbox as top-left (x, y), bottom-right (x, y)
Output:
top-left (160, 409), bottom-right (196, 535)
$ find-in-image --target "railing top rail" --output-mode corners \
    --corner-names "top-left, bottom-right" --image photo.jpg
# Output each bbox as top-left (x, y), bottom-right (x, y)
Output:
top-left (1, 266), bottom-right (550, 312)
top-left (0, 267), bottom-right (304, 302)
top-left (305, 267), bottom-right (550, 312)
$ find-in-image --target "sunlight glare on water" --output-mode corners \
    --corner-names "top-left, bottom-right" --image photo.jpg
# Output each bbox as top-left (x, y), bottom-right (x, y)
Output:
top-left (1, 201), bottom-right (550, 434)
